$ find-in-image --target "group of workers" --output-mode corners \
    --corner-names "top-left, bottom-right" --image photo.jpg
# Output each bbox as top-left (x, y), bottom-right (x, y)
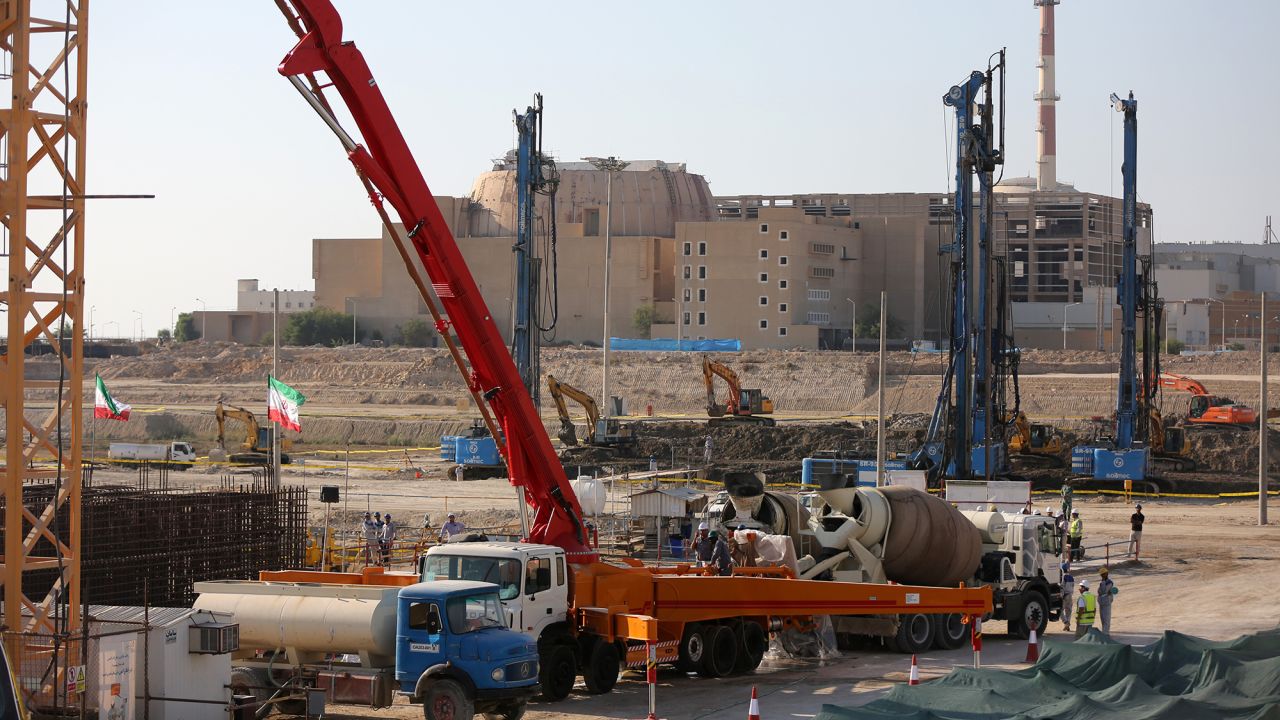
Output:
top-left (359, 511), bottom-right (469, 567)
top-left (688, 521), bottom-right (756, 575)
top-left (1061, 563), bottom-right (1120, 637)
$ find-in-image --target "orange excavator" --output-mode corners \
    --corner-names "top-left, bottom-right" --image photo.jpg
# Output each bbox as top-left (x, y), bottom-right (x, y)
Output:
top-left (702, 355), bottom-right (776, 426)
top-left (1157, 372), bottom-right (1258, 427)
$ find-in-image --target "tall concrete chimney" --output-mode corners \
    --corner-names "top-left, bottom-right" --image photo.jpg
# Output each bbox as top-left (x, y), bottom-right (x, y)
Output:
top-left (1034, 0), bottom-right (1061, 190)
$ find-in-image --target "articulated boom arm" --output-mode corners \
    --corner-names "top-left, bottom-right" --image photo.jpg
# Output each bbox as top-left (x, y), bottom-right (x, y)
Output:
top-left (702, 355), bottom-right (742, 417)
top-left (276, 0), bottom-right (594, 561)
top-left (546, 374), bottom-right (600, 446)
top-left (1158, 372), bottom-right (1209, 396)
top-left (214, 401), bottom-right (261, 450)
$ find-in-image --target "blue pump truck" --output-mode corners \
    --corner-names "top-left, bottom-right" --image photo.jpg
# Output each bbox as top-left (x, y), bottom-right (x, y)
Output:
top-left (194, 579), bottom-right (539, 720)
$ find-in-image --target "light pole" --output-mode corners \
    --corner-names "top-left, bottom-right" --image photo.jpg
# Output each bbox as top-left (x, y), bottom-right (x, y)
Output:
top-left (196, 297), bottom-right (207, 340)
top-left (846, 298), bottom-right (857, 351)
top-left (1207, 298), bottom-right (1225, 350)
top-left (170, 306), bottom-right (177, 339)
top-left (131, 309), bottom-right (143, 341)
top-left (1062, 302), bottom-right (1082, 350)
top-left (350, 298), bottom-right (358, 345)
top-left (89, 305), bottom-right (95, 341)
top-left (583, 155), bottom-right (629, 417)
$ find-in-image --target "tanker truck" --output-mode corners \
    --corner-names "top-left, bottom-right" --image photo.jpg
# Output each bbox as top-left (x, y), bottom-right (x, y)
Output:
top-left (193, 579), bottom-right (540, 720)
top-left (799, 482), bottom-right (1063, 649)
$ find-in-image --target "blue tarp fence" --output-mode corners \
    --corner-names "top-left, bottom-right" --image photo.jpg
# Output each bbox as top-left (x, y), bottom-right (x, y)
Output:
top-left (609, 338), bottom-right (741, 352)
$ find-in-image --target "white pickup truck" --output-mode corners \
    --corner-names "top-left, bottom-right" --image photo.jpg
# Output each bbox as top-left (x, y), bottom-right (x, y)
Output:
top-left (107, 441), bottom-right (196, 469)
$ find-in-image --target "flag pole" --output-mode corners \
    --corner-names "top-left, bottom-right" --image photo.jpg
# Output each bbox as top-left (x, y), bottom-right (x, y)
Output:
top-left (272, 288), bottom-right (281, 489)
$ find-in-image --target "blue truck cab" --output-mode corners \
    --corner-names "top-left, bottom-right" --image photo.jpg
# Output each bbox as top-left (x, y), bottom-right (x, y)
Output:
top-left (396, 580), bottom-right (540, 720)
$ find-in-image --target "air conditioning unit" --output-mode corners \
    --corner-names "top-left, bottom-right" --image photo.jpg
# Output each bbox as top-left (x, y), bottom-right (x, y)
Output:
top-left (189, 622), bottom-right (239, 655)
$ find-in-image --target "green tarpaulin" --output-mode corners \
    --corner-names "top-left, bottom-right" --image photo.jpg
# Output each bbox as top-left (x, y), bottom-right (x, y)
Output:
top-left (817, 629), bottom-right (1280, 720)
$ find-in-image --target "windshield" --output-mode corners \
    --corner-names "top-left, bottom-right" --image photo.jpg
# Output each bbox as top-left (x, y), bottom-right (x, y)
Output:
top-left (446, 593), bottom-right (505, 634)
top-left (423, 555), bottom-right (521, 600)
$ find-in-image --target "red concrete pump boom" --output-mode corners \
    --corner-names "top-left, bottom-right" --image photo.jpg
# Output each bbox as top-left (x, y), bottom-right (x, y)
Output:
top-left (275, 0), bottom-right (594, 561)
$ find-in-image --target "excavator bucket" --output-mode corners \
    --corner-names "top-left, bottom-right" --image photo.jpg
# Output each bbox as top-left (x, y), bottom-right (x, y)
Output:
top-left (557, 419), bottom-right (579, 446)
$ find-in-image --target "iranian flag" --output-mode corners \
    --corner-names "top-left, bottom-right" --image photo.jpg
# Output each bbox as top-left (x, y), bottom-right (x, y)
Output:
top-left (267, 376), bottom-right (306, 432)
top-left (94, 374), bottom-right (131, 421)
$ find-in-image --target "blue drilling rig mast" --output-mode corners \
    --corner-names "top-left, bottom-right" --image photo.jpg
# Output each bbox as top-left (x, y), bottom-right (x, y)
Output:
top-left (511, 94), bottom-right (559, 406)
top-left (914, 51), bottom-right (1020, 483)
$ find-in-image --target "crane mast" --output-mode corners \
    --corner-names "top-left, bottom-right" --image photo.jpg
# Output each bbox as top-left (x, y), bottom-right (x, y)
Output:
top-left (1114, 91), bottom-right (1140, 449)
top-left (277, 0), bottom-right (594, 561)
top-left (512, 96), bottom-right (557, 405)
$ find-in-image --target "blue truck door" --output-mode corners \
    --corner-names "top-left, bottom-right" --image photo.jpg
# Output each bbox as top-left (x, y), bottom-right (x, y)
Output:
top-left (398, 599), bottom-right (447, 685)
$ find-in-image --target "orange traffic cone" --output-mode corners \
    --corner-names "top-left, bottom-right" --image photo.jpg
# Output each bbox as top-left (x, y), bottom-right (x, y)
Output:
top-left (909, 654), bottom-right (920, 685)
top-left (1025, 622), bottom-right (1041, 663)
top-left (747, 686), bottom-right (761, 720)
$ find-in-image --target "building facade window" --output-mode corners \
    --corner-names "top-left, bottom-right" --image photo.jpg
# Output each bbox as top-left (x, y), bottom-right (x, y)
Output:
top-left (759, 319), bottom-right (768, 329)
top-left (759, 272), bottom-right (768, 283)
top-left (779, 303), bottom-right (788, 312)
top-left (697, 312), bottom-right (706, 326)
top-left (682, 288), bottom-right (691, 302)
top-left (698, 288), bottom-right (707, 302)
top-left (698, 241), bottom-right (707, 256)
top-left (759, 296), bottom-right (768, 306)
top-left (759, 249), bottom-right (768, 259)
top-left (683, 311), bottom-right (691, 325)
top-left (759, 223), bottom-right (769, 233)
top-left (683, 241), bottom-right (692, 256)
top-left (779, 256), bottom-right (788, 266)
top-left (698, 266), bottom-right (707, 279)
top-left (584, 208), bottom-right (600, 237)
top-left (779, 230), bottom-right (789, 241)
top-left (683, 265), bottom-right (691, 280)
top-left (810, 266), bottom-right (835, 279)
top-left (778, 327), bottom-right (788, 336)
top-left (808, 289), bottom-right (832, 301)
top-left (807, 311), bottom-right (831, 324)
top-left (779, 279), bottom-right (788, 289)
top-left (810, 242), bottom-right (835, 255)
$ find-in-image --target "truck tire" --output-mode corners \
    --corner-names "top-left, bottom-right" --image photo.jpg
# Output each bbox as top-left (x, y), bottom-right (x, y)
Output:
top-left (892, 614), bottom-right (935, 654)
top-left (583, 641), bottom-right (620, 694)
top-left (932, 614), bottom-right (967, 650)
top-left (483, 701), bottom-right (527, 720)
top-left (1009, 591), bottom-right (1049, 640)
top-left (675, 623), bottom-right (705, 673)
top-left (732, 622), bottom-right (767, 674)
top-left (697, 625), bottom-right (738, 678)
top-left (229, 666), bottom-right (267, 709)
top-left (422, 678), bottom-right (474, 720)
top-left (539, 645), bottom-right (577, 701)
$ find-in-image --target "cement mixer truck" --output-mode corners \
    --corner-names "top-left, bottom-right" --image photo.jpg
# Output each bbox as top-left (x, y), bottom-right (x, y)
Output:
top-left (800, 482), bottom-right (1064, 649)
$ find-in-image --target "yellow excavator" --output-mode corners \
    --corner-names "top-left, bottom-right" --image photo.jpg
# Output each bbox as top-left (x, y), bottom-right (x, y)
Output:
top-left (702, 355), bottom-right (775, 426)
top-left (213, 401), bottom-right (292, 465)
top-left (1007, 411), bottom-right (1064, 466)
top-left (546, 374), bottom-right (636, 451)
top-left (1147, 407), bottom-right (1196, 472)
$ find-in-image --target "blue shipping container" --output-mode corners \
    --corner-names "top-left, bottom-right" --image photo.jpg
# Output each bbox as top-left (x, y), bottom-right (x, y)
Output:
top-left (801, 458), bottom-right (905, 487)
top-left (1092, 447), bottom-right (1147, 481)
top-left (455, 436), bottom-right (500, 466)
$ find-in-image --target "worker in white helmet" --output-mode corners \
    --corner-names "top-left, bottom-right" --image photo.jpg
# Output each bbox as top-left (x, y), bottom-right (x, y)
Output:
top-left (1075, 579), bottom-right (1097, 639)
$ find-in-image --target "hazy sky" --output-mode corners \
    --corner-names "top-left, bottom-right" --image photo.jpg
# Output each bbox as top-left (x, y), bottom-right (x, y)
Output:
top-left (84, 1), bottom-right (1278, 336)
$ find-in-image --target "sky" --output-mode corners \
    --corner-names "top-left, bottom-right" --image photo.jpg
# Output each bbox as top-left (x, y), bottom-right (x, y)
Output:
top-left (80, 1), bottom-right (1279, 337)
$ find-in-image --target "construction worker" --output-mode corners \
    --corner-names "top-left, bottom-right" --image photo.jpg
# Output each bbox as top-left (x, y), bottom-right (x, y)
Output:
top-left (381, 513), bottom-right (397, 567)
top-left (1128, 503), bottom-right (1145, 559)
top-left (1097, 567), bottom-right (1119, 634)
top-left (440, 513), bottom-right (465, 542)
top-left (703, 435), bottom-right (714, 464)
top-left (361, 512), bottom-right (379, 565)
top-left (694, 522), bottom-right (713, 566)
top-left (1074, 579), bottom-right (1096, 639)
top-left (1060, 562), bottom-right (1075, 632)
top-left (708, 530), bottom-right (732, 576)
top-left (1068, 511), bottom-right (1084, 561)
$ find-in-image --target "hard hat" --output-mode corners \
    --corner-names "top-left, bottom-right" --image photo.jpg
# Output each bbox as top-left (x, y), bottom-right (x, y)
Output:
top-left (447, 512), bottom-right (456, 518)
top-left (1099, 567), bottom-right (1109, 576)
top-left (698, 521), bottom-right (709, 531)
top-left (1079, 579), bottom-right (1090, 589)
top-left (1071, 511), bottom-right (1079, 516)
top-left (736, 524), bottom-right (747, 531)
top-left (385, 514), bottom-right (392, 520)
top-left (1135, 503), bottom-right (1143, 509)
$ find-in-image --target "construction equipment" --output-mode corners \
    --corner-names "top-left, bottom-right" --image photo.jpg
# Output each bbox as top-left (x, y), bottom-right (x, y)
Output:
top-left (107, 441), bottom-right (196, 470)
top-left (1148, 410), bottom-right (1196, 472)
top-left (1157, 372), bottom-right (1259, 427)
top-left (546, 374), bottom-right (636, 450)
top-left (272, 0), bottom-right (991, 702)
top-left (914, 52), bottom-right (1020, 482)
top-left (441, 420), bottom-right (505, 480)
top-left (195, 579), bottom-right (540, 718)
top-left (1007, 412), bottom-right (1064, 467)
top-left (511, 95), bottom-right (559, 407)
top-left (702, 355), bottom-right (776, 426)
top-left (214, 401), bottom-right (292, 465)
top-left (1072, 92), bottom-right (1154, 481)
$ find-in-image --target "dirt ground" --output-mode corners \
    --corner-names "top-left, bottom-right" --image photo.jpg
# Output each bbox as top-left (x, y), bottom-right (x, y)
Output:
top-left (279, 496), bottom-right (1280, 720)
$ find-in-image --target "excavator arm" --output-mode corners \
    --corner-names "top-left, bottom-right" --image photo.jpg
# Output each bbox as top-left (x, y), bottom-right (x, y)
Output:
top-left (1157, 372), bottom-right (1209, 396)
top-left (546, 375), bottom-right (601, 447)
top-left (276, 0), bottom-right (593, 561)
top-left (702, 355), bottom-right (740, 417)
top-left (214, 401), bottom-right (261, 452)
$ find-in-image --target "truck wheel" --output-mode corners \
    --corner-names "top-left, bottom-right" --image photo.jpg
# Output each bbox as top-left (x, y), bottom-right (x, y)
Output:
top-left (539, 645), bottom-right (577, 701)
top-left (675, 623), bottom-right (705, 673)
top-left (892, 614), bottom-right (935, 654)
top-left (1010, 591), bottom-right (1049, 640)
top-left (583, 641), bottom-right (620, 694)
top-left (732, 622), bottom-right (768, 674)
top-left (932, 614), bottom-right (967, 650)
top-left (697, 625), bottom-right (738, 678)
top-left (422, 678), bottom-right (474, 720)
top-left (229, 667), bottom-right (267, 709)
top-left (483, 701), bottom-right (527, 720)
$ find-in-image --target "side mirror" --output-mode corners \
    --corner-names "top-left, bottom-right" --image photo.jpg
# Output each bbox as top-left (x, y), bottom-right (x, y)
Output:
top-left (427, 605), bottom-right (442, 635)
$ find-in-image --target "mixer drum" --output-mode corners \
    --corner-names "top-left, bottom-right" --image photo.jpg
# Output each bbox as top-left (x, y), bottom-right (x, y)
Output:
top-left (877, 486), bottom-right (982, 587)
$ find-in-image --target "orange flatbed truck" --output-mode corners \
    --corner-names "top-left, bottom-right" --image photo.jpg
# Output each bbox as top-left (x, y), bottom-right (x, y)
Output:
top-left (268, 0), bottom-right (991, 703)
